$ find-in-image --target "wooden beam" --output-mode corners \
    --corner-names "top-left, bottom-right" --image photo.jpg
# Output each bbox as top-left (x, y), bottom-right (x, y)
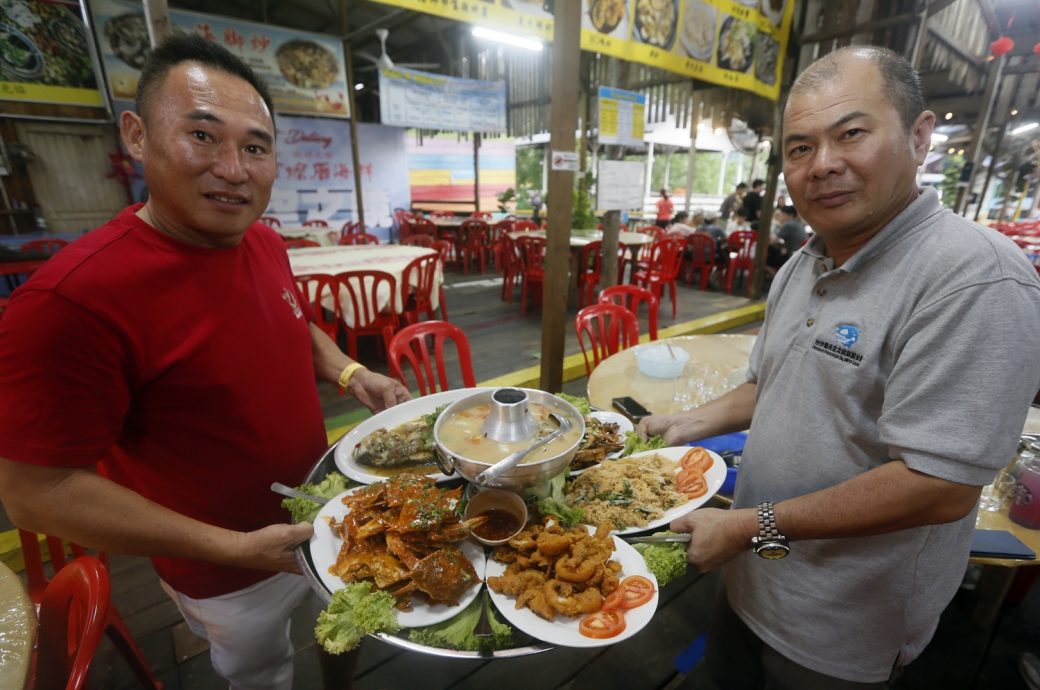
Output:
top-left (540, 1), bottom-right (582, 394)
top-left (340, 0), bottom-right (365, 228)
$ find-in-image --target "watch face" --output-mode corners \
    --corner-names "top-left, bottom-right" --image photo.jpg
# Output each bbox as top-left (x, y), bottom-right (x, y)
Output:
top-left (755, 542), bottom-right (790, 559)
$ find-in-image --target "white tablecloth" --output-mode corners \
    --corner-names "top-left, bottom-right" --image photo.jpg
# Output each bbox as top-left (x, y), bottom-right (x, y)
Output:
top-left (0, 562), bottom-right (34, 690)
top-left (277, 225), bottom-right (336, 246)
top-left (288, 245), bottom-right (441, 327)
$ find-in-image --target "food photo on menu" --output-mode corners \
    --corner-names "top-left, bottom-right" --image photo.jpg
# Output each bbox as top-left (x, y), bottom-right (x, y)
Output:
top-left (281, 391), bottom-right (726, 654)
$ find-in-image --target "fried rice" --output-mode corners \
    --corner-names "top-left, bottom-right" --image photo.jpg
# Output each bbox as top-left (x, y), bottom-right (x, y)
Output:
top-left (564, 453), bottom-right (686, 530)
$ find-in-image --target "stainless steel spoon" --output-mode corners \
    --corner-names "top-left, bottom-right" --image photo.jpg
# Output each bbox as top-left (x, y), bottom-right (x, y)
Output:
top-left (474, 413), bottom-right (571, 487)
top-left (270, 482), bottom-right (329, 505)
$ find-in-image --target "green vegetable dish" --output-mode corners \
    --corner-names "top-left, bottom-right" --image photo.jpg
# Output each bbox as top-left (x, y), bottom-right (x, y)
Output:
top-left (315, 582), bottom-right (401, 654)
top-left (408, 595), bottom-right (512, 652)
top-left (632, 532), bottom-right (688, 587)
top-left (281, 471), bottom-right (351, 523)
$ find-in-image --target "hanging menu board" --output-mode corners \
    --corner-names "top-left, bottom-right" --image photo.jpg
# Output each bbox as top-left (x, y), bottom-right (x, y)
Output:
top-left (0, 0), bottom-right (103, 107)
top-left (597, 160), bottom-right (645, 211)
top-left (370, 0), bottom-right (793, 100)
top-left (91, 0), bottom-right (350, 117)
top-left (379, 67), bottom-right (506, 133)
top-left (598, 86), bottom-right (645, 146)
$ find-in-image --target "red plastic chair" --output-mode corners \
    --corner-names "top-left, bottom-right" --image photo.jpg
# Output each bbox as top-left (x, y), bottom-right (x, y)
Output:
top-left (469, 211), bottom-right (493, 220)
top-left (36, 556), bottom-right (111, 690)
top-left (339, 232), bottom-right (380, 245)
top-left (340, 220), bottom-right (363, 238)
top-left (489, 220), bottom-right (514, 271)
top-left (432, 239), bottom-right (454, 271)
top-left (335, 269), bottom-right (398, 361)
top-left (283, 238), bottom-right (321, 249)
top-left (459, 220), bottom-right (489, 274)
top-left (294, 273), bottom-right (342, 341)
top-left (302, 219), bottom-right (328, 228)
top-left (599, 284), bottom-right (660, 341)
top-left (499, 234), bottom-right (519, 302)
top-left (259, 216), bottom-right (281, 228)
top-left (575, 303), bottom-right (640, 376)
top-left (400, 252), bottom-right (446, 325)
top-left (633, 237), bottom-right (686, 318)
top-left (388, 321), bottom-right (475, 395)
top-left (683, 233), bottom-right (716, 290)
top-left (411, 218), bottom-right (438, 237)
top-left (21, 238), bottom-right (69, 256)
top-left (430, 210), bottom-right (455, 219)
top-left (514, 235), bottom-right (545, 316)
top-left (401, 234), bottom-right (435, 248)
top-left (726, 230), bottom-right (758, 296)
top-left (513, 220), bottom-right (539, 232)
top-left (576, 240), bottom-right (603, 307)
top-left (18, 530), bottom-right (163, 690)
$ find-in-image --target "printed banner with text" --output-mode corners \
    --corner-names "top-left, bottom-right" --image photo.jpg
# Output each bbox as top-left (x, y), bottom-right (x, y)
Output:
top-left (91, 0), bottom-right (349, 117)
top-left (371, 0), bottom-right (793, 101)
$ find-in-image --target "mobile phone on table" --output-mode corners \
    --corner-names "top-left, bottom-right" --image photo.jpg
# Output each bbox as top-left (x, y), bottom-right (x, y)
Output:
top-left (612, 396), bottom-right (652, 422)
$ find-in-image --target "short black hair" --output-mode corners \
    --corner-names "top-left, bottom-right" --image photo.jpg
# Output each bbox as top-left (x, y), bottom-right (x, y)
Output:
top-left (751, 179), bottom-right (764, 188)
top-left (136, 33), bottom-right (274, 122)
top-left (736, 182), bottom-right (748, 190)
top-left (735, 207), bottom-right (749, 218)
top-left (792, 46), bottom-right (925, 133)
top-left (673, 211), bottom-right (689, 223)
top-left (779, 204), bottom-right (798, 217)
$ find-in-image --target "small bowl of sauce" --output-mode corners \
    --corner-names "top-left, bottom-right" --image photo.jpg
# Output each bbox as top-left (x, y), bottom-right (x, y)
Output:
top-left (464, 488), bottom-right (528, 546)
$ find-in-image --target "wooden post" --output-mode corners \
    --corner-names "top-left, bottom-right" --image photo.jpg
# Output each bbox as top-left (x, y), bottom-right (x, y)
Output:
top-left (474, 133), bottom-right (481, 213)
top-left (539, 1), bottom-right (582, 393)
top-left (340, 0), bottom-right (365, 228)
top-left (142, 0), bottom-right (172, 46)
top-left (684, 88), bottom-right (699, 215)
top-left (957, 55), bottom-right (1005, 216)
top-left (750, 99), bottom-right (784, 299)
top-left (601, 209), bottom-right (620, 288)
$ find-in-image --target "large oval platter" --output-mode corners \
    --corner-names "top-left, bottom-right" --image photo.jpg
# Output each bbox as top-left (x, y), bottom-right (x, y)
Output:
top-left (573, 446), bottom-right (727, 536)
top-left (334, 387), bottom-right (496, 484)
top-left (485, 527), bottom-right (658, 648)
top-left (309, 486), bottom-right (485, 628)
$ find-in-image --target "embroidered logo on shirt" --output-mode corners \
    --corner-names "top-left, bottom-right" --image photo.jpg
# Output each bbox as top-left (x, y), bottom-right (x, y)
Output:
top-left (834, 325), bottom-right (861, 348)
top-left (282, 287), bottom-right (303, 319)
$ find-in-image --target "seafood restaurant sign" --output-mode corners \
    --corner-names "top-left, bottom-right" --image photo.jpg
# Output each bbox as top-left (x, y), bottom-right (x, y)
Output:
top-left (372, 0), bottom-right (794, 101)
top-left (90, 0), bottom-right (349, 117)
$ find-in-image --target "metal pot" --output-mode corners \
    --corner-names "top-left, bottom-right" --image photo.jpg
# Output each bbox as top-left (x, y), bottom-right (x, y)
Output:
top-left (432, 387), bottom-right (585, 491)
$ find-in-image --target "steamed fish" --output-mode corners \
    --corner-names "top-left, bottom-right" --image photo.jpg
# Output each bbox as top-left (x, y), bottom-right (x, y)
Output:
top-left (354, 406), bottom-right (445, 468)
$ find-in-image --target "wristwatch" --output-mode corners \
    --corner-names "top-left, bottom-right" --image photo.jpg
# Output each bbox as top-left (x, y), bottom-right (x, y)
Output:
top-left (751, 501), bottom-right (790, 560)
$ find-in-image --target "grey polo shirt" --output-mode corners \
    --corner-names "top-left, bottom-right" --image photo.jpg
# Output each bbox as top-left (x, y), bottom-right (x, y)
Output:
top-left (726, 188), bottom-right (1040, 681)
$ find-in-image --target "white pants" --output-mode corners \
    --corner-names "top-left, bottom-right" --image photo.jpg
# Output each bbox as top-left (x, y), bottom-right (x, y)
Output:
top-left (160, 573), bottom-right (319, 690)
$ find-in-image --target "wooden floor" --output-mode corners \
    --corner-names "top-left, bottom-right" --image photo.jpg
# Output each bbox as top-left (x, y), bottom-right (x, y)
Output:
top-left (7, 264), bottom-right (1040, 689)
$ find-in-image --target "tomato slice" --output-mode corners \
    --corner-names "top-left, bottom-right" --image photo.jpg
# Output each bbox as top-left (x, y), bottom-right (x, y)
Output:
top-left (602, 586), bottom-right (627, 610)
top-left (579, 609), bottom-right (627, 638)
top-left (676, 470), bottom-right (707, 497)
top-left (681, 447), bottom-right (714, 473)
top-left (617, 575), bottom-right (656, 608)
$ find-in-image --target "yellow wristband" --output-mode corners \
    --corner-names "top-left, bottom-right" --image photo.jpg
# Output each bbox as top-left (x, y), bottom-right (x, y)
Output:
top-left (338, 362), bottom-right (367, 389)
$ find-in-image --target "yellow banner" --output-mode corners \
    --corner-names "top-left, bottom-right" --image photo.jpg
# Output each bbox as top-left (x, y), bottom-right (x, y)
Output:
top-left (0, 82), bottom-right (104, 107)
top-left (371, 0), bottom-right (793, 101)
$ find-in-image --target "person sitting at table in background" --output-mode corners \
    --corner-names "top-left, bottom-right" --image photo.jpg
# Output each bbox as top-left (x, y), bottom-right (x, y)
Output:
top-left (0, 34), bottom-right (409, 690)
top-left (640, 45), bottom-right (1040, 688)
top-left (698, 210), bottom-right (728, 263)
top-left (667, 210), bottom-right (702, 239)
top-left (656, 188), bottom-right (674, 228)
top-left (719, 182), bottom-right (747, 221)
top-left (725, 206), bottom-right (752, 235)
top-left (766, 204), bottom-right (807, 276)
top-left (741, 178), bottom-right (765, 227)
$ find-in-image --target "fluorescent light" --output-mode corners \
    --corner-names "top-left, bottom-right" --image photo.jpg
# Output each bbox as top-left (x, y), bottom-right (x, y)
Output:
top-left (1011, 122), bottom-right (1038, 136)
top-left (1011, 108), bottom-right (1019, 116)
top-left (931, 132), bottom-right (948, 143)
top-left (947, 147), bottom-right (955, 154)
top-left (472, 26), bottom-right (543, 51)
top-left (944, 112), bottom-right (954, 120)
top-left (354, 83), bottom-right (364, 91)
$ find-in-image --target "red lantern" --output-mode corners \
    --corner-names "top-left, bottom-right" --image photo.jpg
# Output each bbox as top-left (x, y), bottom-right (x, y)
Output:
top-left (990, 35), bottom-right (1015, 57)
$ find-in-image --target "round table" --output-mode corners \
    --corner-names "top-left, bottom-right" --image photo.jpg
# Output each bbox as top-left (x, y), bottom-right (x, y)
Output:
top-left (0, 561), bottom-right (35, 690)
top-left (586, 334), bottom-right (756, 415)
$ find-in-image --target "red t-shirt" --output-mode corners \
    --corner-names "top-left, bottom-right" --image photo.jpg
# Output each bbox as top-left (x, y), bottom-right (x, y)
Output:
top-left (0, 206), bottom-right (329, 598)
top-left (656, 197), bottom-right (674, 221)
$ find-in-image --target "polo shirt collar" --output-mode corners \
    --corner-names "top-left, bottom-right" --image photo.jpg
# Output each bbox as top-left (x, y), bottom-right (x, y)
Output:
top-left (802, 187), bottom-right (944, 273)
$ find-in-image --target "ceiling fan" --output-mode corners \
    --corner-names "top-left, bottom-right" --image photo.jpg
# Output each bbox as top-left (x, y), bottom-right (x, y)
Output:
top-left (355, 28), bottom-right (440, 73)
top-left (727, 119), bottom-right (761, 154)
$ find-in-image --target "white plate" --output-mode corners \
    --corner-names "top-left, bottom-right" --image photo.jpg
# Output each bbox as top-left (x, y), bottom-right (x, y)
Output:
top-left (334, 387), bottom-right (495, 484)
top-left (573, 446), bottom-right (726, 536)
top-left (485, 528), bottom-right (658, 647)
top-left (309, 486), bottom-right (486, 628)
top-left (570, 411), bottom-right (634, 477)
top-left (680, 1), bottom-right (717, 61)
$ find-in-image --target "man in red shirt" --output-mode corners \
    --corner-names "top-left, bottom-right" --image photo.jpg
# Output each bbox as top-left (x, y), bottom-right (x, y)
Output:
top-left (0, 34), bottom-right (408, 689)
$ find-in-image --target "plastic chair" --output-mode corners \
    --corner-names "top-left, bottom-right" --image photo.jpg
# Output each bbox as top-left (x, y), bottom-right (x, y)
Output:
top-left (294, 273), bottom-right (342, 341)
top-left (339, 232), bottom-right (380, 245)
top-left (259, 216), bottom-right (281, 228)
top-left (283, 238), bottom-right (320, 249)
top-left (340, 220), bottom-right (363, 238)
top-left (430, 210), bottom-right (455, 219)
top-left (401, 234), bottom-right (435, 248)
top-left (459, 220), bottom-right (489, 274)
top-left (576, 240), bottom-right (603, 307)
top-left (335, 269), bottom-right (398, 361)
top-left (513, 220), bottom-right (539, 232)
top-left (683, 233), bottom-right (716, 290)
top-left (400, 252), bottom-right (446, 325)
top-left (411, 218), bottom-right (438, 237)
top-left (499, 234), bottom-right (519, 302)
top-left (388, 321), bottom-right (475, 395)
top-left (18, 530), bottom-right (163, 690)
top-left (21, 238), bottom-right (69, 256)
top-left (302, 219), bottom-right (328, 228)
top-left (726, 230), bottom-right (758, 296)
top-left (633, 237), bottom-right (686, 318)
top-left (469, 211), bottom-right (493, 220)
top-left (489, 220), bottom-right (514, 271)
top-left (36, 556), bottom-right (111, 690)
top-left (599, 284), bottom-right (660, 341)
top-left (514, 235), bottom-right (545, 316)
top-left (575, 303), bottom-right (640, 376)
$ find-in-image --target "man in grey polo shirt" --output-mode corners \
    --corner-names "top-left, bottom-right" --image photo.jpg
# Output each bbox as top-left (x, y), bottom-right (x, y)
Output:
top-left (640, 46), bottom-right (1040, 687)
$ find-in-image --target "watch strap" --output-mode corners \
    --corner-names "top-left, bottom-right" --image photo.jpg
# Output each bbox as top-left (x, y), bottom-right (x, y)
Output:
top-left (757, 501), bottom-right (785, 541)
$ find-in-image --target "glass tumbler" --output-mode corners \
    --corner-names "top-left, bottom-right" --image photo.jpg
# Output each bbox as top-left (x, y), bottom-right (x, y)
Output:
top-left (1010, 459), bottom-right (1040, 529)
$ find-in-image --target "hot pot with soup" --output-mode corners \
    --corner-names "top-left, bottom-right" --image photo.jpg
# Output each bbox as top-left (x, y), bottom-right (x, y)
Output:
top-left (432, 388), bottom-right (585, 491)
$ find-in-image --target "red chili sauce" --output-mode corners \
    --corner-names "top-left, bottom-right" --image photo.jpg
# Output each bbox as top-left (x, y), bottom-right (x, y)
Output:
top-left (471, 509), bottom-right (522, 541)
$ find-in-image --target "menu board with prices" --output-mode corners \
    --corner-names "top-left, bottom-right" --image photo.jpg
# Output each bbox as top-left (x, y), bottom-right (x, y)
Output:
top-left (379, 67), bottom-right (506, 133)
top-left (598, 86), bottom-right (645, 147)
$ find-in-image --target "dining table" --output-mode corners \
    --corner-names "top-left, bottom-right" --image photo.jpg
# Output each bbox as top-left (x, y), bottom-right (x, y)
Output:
top-left (0, 561), bottom-right (35, 690)
top-left (586, 334), bottom-right (756, 416)
top-left (288, 245), bottom-right (442, 327)
top-left (276, 225), bottom-right (336, 246)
